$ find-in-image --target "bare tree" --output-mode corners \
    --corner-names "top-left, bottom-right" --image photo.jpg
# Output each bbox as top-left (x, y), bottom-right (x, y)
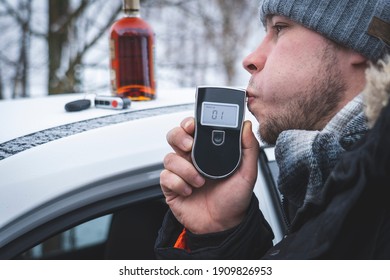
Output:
top-left (0, 0), bottom-right (122, 98)
top-left (47, 0), bottom-right (122, 94)
top-left (0, 0), bottom-right (33, 98)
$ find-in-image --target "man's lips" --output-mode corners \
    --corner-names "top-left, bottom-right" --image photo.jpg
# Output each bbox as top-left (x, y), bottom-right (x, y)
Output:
top-left (246, 91), bottom-right (256, 105)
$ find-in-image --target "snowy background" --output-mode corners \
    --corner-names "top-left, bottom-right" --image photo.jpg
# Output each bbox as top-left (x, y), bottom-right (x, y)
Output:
top-left (0, 0), bottom-right (265, 99)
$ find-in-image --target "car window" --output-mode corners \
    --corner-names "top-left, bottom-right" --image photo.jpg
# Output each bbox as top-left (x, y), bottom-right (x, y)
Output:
top-left (22, 215), bottom-right (112, 260)
top-left (16, 198), bottom-right (168, 260)
top-left (258, 146), bottom-right (288, 236)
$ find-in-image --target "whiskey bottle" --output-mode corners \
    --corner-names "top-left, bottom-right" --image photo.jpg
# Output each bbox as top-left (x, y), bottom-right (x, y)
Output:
top-left (109, 0), bottom-right (156, 101)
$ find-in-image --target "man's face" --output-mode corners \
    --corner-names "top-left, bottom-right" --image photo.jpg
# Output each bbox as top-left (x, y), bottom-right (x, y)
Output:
top-left (243, 15), bottom-right (347, 144)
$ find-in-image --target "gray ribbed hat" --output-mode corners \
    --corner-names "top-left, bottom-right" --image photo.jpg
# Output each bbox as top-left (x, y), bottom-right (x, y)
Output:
top-left (260, 0), bottom-right (390, 61)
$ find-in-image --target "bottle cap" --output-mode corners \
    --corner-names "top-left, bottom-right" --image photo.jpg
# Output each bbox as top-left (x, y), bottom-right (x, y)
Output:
top-left (123, 0), bottom-right (140, 12)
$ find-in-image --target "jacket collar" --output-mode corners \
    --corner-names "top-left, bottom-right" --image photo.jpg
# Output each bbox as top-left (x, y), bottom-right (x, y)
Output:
top-left (364, 55), bottom-right (390, 127)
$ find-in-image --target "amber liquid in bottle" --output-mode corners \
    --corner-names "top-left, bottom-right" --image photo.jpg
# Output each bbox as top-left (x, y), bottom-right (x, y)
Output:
top-left (109, 0), bottom-right (156, 101)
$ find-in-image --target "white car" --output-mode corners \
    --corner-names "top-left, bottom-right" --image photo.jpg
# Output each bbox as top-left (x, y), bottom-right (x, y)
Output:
top-left (0, 88), bottom-right (284, 259)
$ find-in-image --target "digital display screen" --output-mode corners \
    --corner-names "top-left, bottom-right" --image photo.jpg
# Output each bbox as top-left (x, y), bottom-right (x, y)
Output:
top-left (201, 102), bottom-right (239, 128)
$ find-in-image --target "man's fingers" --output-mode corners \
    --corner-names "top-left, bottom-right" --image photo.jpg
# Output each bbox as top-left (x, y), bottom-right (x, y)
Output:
top-left (163, 153), bottom-right (205, 187)
top-left (160, 169), bottom-right (193, 198)
top-left (166, 127), bottom-right (193, 152)
top-left (180, 117), bottom-right (195, 134)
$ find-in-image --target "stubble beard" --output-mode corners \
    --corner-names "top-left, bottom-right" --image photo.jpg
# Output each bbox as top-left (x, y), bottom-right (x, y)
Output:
top-left (258, 43), bottom-right (347, 145)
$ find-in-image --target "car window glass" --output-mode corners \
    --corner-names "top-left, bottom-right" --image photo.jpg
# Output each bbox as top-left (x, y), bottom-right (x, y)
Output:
top-left (22, 215), bottom-right (112, 259)
top-left (268, 161), bottom-right (281, 196)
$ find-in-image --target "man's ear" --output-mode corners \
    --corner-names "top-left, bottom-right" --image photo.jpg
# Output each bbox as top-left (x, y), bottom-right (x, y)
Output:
top-left (349, 51), bottom-right (368, 66)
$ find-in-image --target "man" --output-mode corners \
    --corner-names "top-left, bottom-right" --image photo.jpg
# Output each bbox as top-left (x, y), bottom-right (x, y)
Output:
top-left (155, 0), bottom-right (390, 259)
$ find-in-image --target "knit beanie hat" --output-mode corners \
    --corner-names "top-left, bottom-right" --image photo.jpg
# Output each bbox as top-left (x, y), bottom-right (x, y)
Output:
top-left (260, 0), bottom-right (390, 62)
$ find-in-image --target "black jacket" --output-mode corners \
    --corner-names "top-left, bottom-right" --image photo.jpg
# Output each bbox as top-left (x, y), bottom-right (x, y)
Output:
top-left (266, 100), bottom-right (390, 259)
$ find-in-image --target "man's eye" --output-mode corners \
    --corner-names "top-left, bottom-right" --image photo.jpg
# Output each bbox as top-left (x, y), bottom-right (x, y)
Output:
top-left (272, 24), bottom-right (287, 35)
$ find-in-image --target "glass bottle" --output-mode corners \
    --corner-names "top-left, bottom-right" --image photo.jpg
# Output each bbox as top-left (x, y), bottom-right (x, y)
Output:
top-left (109, 0), bottom-right (156, 101)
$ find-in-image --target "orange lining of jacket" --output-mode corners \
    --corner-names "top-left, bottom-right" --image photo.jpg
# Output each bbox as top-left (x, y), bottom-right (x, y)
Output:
top-left (174, 228), bottom-right (190, 251)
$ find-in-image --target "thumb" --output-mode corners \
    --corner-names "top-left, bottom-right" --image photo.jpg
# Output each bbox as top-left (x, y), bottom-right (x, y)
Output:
top-left (242, 120), bottom-right (259, 150)
top-left (239, 120), bottom-right (260, 184)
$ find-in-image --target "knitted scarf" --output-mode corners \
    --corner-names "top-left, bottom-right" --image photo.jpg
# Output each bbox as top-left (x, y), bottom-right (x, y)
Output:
top-left (275, 94), bottom-right (368, 209)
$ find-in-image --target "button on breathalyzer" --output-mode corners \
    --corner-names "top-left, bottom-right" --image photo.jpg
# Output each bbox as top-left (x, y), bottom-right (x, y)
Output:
top-left (191, 86), bottom-right (246, 179)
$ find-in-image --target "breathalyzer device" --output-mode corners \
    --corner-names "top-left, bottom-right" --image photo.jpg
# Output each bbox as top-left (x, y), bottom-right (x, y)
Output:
top-left (192, 86), bottom-right (246, 179)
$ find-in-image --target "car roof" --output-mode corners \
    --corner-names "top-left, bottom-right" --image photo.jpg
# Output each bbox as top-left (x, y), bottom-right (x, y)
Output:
top-left (0, 89), bottom-right (195, 144)
top-left (0, 89), bottom-right (195, 229)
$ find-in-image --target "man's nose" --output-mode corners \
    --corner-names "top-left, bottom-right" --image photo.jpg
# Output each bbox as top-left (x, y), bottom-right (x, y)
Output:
top-left (242, 43), bottom-right (268, 74)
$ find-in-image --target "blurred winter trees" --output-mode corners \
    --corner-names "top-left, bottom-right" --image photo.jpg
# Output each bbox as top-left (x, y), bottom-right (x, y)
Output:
top-left (0, 0), bottom-right (261, 99)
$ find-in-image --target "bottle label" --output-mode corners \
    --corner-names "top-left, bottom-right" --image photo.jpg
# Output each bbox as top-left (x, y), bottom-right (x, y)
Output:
top-left (110, 39), bottom-right (116, 60)
top-left (117, 34), bottom-right (153, 86)
top-left (110, 69), bottom-right (117, 91)
top-left (109, 38), bottom-right (117, 91)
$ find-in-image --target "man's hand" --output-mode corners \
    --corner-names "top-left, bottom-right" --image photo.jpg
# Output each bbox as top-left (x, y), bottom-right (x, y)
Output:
top-left (160, 117), bottom-right (259, 234)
